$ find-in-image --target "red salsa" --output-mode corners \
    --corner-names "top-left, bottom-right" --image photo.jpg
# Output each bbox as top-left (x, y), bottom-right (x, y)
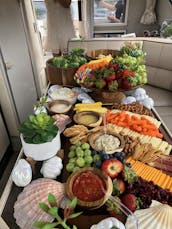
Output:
top-left (72, 171), bottom-right (106, 202)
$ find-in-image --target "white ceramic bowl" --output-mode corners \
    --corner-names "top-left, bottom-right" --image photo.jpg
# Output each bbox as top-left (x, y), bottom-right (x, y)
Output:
top-left (20, 132), bottom-right (61, 161)
top-left (48, 87), bottom-right (77, 105)
top-left (48, 85), bottom-right (62, 98)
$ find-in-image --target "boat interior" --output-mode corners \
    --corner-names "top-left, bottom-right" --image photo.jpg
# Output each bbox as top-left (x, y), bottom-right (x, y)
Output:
top-left (0, 0), bottom-right (172, 228)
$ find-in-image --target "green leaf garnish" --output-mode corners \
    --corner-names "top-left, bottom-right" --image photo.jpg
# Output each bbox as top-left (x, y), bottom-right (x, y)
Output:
top-left (42, 223), bottom-right (59, 229)
top-left (69, 197), bottom-right (77, 209)
top-left (33, 221), bottom-right (48, 228)
top-left (48, 207), bottom-right (58, 217)
top-left (48, 193), bottom-right (57, 207)
top-left (39, 202), bottom-right (49, 213)
top-left (68, 212), bottom-right (83, 219)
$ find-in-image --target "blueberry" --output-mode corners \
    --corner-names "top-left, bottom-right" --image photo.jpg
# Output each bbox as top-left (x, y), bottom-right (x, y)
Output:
top-left (120, 152), bottom-right (126, 158)
top-left (126, 162), bottom-right (131, 168)
top-left (109, 154), bottom-right (114, 158)
top-left (91, 150), bottom-right (97, 155)
top-left (100, 150), bottom-right (106, 156)
top-left (95, 160), bottom-right (102, 168)
top-left (114, 152), bottom-right (121, 157)
top-left (103, 154), bottom-right (110, 160)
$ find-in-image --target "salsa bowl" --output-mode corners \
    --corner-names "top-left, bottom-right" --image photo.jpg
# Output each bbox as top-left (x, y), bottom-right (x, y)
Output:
top-left (66, 167), bottom-right (113, 209)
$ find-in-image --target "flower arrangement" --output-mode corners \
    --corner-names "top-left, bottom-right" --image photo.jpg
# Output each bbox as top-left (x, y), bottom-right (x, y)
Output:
top-left (75, 42), bottom-right (147, 91)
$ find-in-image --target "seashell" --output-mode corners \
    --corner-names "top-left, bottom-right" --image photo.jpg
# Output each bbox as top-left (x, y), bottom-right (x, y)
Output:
top-left (40, 156), bottom-right (63, 179)
top-left (12, 159), bottom-right (32, 187)
top-left (133, 88), bottom-right (147, 101)
top-left (123, 96), bottom-right (136, 104)
top-left (125, 200), bottom-right (172, 229)
top-left (14, 178), bottom-right (65, 229)
top-left (90, 217), bottom-right (125, 229)
top-left (140, 97), bottom-right (154, 110)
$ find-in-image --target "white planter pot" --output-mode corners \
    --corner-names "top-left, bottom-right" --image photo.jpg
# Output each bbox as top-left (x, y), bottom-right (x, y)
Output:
top-left (20, 132), bottom-right (61, 161)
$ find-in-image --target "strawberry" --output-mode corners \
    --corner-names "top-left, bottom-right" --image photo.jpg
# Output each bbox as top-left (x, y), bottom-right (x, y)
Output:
top-left (85, 77), bottom-right (95, 88)
top-left (122, 76), bottom-right (138, 90)
top-left (122, 69), bottom-right (135, 78)
top-left (108, 80), bottom-right (118, 91)
top-left (101, 159), bottom-right (123, 179)
top-left (117, 78), bottom-right (122, 88)
top-left (115, 70), bottom-right (123, 79)
top-left (121, 193), bottom-right (139, 212)
top-left (85, 81), bottom-right (94, 88)
top-left (112, 63), bottom-right (119, 71)
top-left (121, 78), bottom-right (132, 90)
top-left (95, 79), bottom-right (106, 89)
top-left (106, 74), bottom-right (116, 82)
top-left (112, 178), bottom-right (125, 196)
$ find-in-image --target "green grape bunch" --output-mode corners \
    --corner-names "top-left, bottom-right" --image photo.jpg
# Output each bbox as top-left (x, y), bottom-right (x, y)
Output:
top-left (66, 141), bottom-right (93, 173)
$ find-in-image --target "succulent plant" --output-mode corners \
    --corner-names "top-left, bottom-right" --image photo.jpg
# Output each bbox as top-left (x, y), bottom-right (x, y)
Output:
top-left (20, 113), bottom-right (58, 144)
top-left (34, 193), bottom-right (82, 229)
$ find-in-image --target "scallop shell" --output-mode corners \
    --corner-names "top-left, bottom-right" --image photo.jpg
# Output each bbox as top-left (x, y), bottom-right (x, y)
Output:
top-left (125, 200), bottom-right (172, 229)
top-left (14, 178), bottom-right (65, 229)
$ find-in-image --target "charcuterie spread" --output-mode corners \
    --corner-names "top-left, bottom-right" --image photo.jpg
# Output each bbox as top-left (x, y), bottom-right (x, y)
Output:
top-left (8, 44), bottom-right (172, 229)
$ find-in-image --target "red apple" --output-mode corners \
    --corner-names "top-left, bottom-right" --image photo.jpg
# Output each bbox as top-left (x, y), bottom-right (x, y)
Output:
top-left (101, 159), bottom-right (123, 178)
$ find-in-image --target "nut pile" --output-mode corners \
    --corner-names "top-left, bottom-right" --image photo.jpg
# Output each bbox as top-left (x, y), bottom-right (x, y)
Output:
top-left (122, 134), bottom-right (141, 155)
top-left (112, 102), bottom-right (154, 117)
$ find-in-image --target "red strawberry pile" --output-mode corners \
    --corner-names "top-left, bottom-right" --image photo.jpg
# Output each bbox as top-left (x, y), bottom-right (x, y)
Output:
top-left (75, 42), bottom-right (148, 91)
top-left (84, 63), bottom-right (137, 91)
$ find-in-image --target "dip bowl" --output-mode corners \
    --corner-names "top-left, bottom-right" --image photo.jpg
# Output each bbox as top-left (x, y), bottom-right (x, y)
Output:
top-left (66, 167), bottom-right (113, 210)
top-left (46, 100), bottom-right (72, 114)
top-left (88, 130), bottom-right (125, 154)
top-left (73, 111), bottom-right (102, 128)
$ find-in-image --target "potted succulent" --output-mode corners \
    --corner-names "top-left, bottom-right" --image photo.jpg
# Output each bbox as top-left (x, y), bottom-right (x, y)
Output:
top-left (46, 48), bottom-right (87, 86)
top-left (20, 113), bottom-right (61, 161)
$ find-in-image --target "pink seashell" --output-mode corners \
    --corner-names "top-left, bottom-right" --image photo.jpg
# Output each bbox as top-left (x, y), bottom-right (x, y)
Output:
top-left (14, 178), bottom-right (65, 229)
